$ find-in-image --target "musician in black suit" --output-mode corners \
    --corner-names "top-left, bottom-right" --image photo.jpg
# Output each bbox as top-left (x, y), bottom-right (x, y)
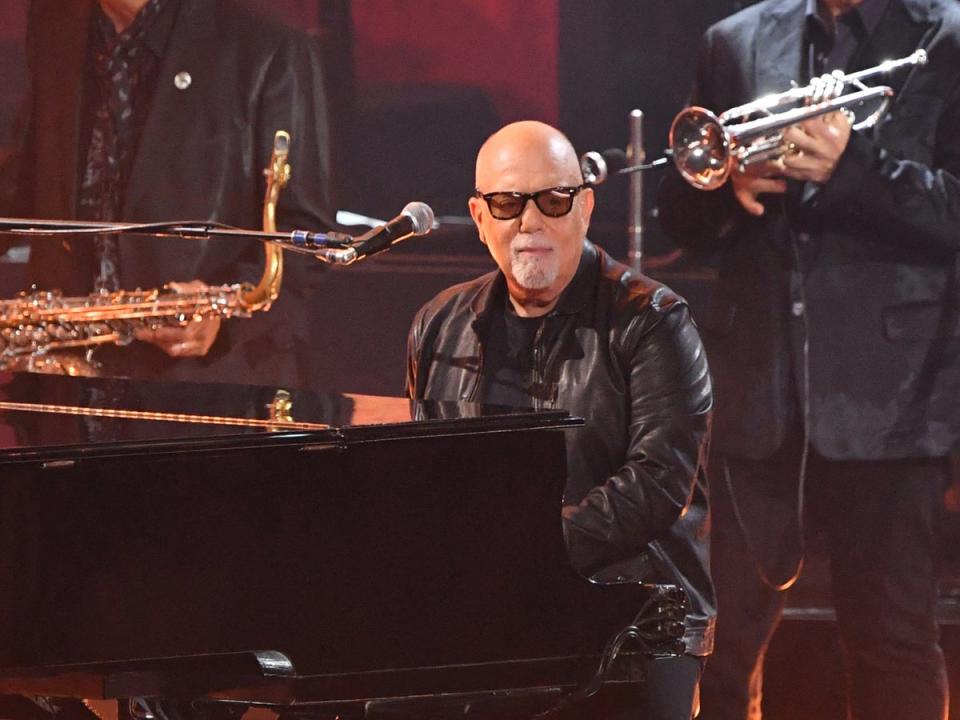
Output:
top-left (658, 0), bottom-right (960, 717)
top-left (1, 0), bottom-right (334, 388)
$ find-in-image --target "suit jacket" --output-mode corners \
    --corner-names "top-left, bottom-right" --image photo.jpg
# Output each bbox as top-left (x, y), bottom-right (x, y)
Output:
top-left (3, 0), bottom-right (334, 388)
top-left (658, 0), bottom-right (960, 461)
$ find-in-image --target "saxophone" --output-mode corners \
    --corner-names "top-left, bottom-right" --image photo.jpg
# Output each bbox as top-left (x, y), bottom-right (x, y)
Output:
top-left (0, 131), bottom-right (292, 376)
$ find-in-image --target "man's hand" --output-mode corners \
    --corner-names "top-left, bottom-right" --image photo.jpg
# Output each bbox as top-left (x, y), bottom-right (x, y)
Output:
top-left (778, 110), bottom-right (852, 184)
top-left (730, 109), bottom-right (852, 215)
top-left (731, 160), bottom-right (788, 217)
top-left (134, 280), bottom-right (222, 357)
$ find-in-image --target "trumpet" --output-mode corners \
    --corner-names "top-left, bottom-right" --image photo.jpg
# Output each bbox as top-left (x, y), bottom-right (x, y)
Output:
top-left (669, 49), bottom-right (927, 190)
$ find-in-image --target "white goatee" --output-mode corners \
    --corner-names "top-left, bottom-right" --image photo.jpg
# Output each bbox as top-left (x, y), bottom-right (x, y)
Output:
top-left (511, 249), bottom-right (559, 290)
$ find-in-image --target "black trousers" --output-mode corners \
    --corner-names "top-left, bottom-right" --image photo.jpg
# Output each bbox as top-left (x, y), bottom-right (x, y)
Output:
top-left (698, 438), bottom-right (949, 720)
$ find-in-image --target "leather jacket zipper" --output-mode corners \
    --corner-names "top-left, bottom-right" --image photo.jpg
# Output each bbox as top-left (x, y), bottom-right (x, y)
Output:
top-left (532, 319), bottom-right (546, 411)
top-left (468, 337), bottom-right (484, 402)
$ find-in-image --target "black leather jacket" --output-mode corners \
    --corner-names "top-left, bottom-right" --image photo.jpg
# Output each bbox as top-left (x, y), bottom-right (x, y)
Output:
top-left (407, 241), bottom-right (715, 655)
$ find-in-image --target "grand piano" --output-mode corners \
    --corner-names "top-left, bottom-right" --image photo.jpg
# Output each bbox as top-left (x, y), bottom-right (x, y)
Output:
top-left (0, 372), bottom-right (686, 720)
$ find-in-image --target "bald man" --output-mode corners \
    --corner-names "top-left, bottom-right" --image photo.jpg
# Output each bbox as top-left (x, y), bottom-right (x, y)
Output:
top-left (406, 121), bottom-right (715, 720)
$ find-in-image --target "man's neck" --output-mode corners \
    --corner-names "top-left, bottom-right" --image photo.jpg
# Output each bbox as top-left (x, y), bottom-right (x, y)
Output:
top-left (821, 0), bottom-right (866, 18)
top-left (507, 292), bottom-right (558, 318)
top-left (99, 0), bottom-right (150, 32)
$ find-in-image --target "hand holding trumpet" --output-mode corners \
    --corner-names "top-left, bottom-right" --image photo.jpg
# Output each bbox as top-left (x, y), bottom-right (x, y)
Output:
top-left (667, 50), bottom-right (925, 199)
top-left (731, 72), bottom-right (854, 216)
top-left (782, 71), bottom-right (854, 183)
top-left (779, 110), bottom-right (853, 182)
top-left (732, 109), bottom-right (853, 216)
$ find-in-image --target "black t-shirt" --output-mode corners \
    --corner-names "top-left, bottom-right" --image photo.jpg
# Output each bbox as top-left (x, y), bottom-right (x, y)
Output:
top-left (479, 296), bottom-right (554, 409)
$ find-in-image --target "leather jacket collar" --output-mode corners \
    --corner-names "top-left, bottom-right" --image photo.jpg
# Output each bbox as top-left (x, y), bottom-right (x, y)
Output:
top-left (470, 240), bottom-right (599, 323)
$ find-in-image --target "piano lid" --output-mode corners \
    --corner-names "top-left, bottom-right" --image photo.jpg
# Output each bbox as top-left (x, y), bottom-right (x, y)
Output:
top-left (0, 371), bottom-right (576, 458)
top-left (0, 371), bottom-right (610, 690)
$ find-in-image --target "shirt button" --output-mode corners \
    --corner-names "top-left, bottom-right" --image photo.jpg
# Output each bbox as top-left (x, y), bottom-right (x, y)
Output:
top-left (174, 71), bottom-right (192, 90)
top-left (791, 301), bottom-right (805, 317)
top-left (797, 232), bottom-right (811, 243)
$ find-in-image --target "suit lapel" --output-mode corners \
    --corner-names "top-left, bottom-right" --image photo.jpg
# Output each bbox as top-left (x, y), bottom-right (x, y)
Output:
top-left (29, 0), bottom-right (94, 219)
top-left (755, 0), bottom-right (808, 96)
top-left (850, 0), bottom-right (938, 96)
top-left (123, 0), bottom-right (220, 220)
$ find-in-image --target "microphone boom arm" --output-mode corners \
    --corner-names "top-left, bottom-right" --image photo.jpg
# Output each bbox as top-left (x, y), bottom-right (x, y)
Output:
top-left (0, 201), bottom-right (436, 266)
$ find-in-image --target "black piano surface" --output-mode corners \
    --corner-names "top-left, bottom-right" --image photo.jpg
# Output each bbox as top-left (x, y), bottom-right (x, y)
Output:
top-left (0, 372), bottom-right (682, 717)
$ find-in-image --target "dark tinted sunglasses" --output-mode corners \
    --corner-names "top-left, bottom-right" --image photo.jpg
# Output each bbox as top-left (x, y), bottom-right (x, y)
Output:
top-left (475, 184), bottom-right (587, 220)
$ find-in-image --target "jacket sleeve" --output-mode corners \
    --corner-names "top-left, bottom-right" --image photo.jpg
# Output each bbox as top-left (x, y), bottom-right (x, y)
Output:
top-left (656, 25), bottom-right (749, 255)
top-left (257, 32), bottom-right (336, 234)
top-left (563, 302), bottom-right (712, 574)
top-left (405, 303), bottom-right (430, 399)
top-left (811, 74), bottom-right (960, 255)
top-left (233, 27), bottom-right (336, 346)
top-left (0, 100), bottom-right (29, 220)
top-left (0, 6), bottom-right (38, 236)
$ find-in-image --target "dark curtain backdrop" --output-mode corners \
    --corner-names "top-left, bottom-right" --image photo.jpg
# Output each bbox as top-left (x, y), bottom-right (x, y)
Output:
top-left (0, 1), bottom-right (752, 217)
top-left (0, 0), bottom-right (746, 390)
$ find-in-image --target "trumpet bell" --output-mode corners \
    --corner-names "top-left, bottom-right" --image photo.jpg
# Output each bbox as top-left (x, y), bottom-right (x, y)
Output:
top-left (669, 107), bottom-right (732, 191)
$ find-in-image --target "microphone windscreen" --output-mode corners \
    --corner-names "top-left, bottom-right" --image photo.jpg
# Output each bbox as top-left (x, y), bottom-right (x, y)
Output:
top-left (402, 202), bottom-right (435, 236)
top-left (600, 148), bottom-right (629, 175)
top-left (580, 148), bottom-right (629, 185)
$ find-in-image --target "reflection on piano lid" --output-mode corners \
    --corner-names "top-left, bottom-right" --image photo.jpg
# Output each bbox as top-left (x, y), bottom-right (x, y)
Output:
top-left (0, 372), bottom-right (686, 719)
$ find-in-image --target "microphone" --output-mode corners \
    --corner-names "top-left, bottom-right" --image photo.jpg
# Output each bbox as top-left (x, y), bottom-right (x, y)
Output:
top-left (353, 201), bottom-right (435, 258)
top-left (581, 148), bottom-right (628, 185)
top-left (580, 147), bottom-right (671, 186)
top-left (315, 202), bottom-right (435, 265)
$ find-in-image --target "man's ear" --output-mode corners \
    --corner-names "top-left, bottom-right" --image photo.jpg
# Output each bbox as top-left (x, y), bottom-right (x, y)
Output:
top-left (468, 196), bottom-right (488, 246)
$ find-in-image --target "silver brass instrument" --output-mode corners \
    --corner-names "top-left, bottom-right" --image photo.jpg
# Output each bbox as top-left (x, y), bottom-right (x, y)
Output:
top-left (669, 50), bottom-right (927, 190)
top-left (0, 131), bottom-right (292, 376)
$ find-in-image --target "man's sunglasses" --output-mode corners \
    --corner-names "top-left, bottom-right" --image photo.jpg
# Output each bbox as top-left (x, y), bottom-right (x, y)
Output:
top-left (475, 184), bottom-right (587, 220)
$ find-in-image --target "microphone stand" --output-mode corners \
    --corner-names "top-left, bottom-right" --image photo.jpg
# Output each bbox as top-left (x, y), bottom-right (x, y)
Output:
top-left (579, 115), bottom-right (674, 274)
top-left (627, 110), bottom-right (645, 274)
top-left (0, 216), bottom-right (359, 262)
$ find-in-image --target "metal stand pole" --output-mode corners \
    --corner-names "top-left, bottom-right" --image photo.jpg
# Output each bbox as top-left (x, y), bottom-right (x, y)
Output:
top-left (627, 109), bottom-right (645, 273)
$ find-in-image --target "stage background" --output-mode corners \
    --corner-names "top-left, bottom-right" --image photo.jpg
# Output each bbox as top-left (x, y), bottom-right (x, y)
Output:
top-left (0, 0), bottom-right (747, 394)
top-left (1, 4), bottom-right (958, 719)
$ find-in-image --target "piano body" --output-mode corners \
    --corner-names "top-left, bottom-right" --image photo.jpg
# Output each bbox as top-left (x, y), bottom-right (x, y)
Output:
top-left (0, 372), bottom-right (684, 719)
